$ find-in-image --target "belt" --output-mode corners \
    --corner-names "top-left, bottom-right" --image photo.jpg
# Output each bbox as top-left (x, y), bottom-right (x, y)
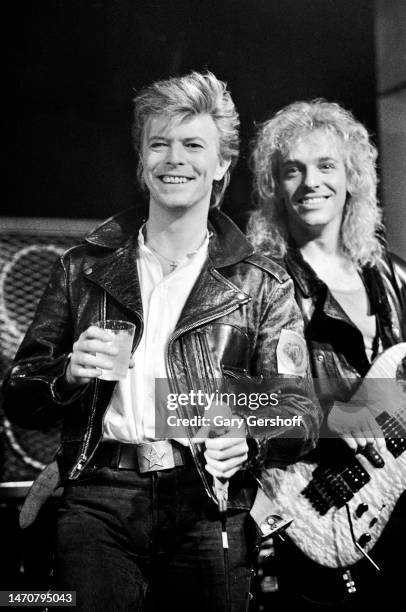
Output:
top-left (90, 440), bottom-right (191, 473)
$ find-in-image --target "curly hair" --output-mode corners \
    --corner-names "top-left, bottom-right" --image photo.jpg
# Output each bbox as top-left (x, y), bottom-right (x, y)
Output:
top-left (248, 100), bottom-right (383, 266)
top-left (132, 71), bottom-right (240, 209)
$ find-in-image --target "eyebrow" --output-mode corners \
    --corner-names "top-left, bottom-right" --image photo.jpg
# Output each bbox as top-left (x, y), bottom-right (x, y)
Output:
top-left (317, 155), bottom-right (339, 162)
top-left (147, 135), bottom-right (208, 144)
top-left (282, 155), bottom-right (339, 165)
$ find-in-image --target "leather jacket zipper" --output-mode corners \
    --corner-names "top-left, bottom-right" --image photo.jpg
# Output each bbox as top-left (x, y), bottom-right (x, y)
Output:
top-left (68, 377), bottom-right (100, 479)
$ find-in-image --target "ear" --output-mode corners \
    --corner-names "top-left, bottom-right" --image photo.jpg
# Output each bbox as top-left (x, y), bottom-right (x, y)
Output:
top-left (214, 158), bottom-right (231, 181)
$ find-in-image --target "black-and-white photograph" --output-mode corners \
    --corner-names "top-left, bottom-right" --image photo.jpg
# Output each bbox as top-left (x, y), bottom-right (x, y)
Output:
top-left (1, 1), bottom-right (405, 610)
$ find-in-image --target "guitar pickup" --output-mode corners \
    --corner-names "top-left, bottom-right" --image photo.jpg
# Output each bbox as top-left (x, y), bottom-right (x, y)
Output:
top-left (303, 456), bottom-right (370, 513)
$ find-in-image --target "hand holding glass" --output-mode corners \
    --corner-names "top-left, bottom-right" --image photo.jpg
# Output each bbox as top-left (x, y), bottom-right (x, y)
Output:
top-left (94, 320), bottom-right (135, 381)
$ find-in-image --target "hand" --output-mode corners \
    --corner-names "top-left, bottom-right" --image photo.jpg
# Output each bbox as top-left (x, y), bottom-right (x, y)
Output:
top-left (66, 325), bottom-right (134, 387)
top-left (327, 401), bottom-right (385, 453)
top-left (192, 401), bottom-right (248, 480)
top-left (204, 428), bottom-right (248, 480)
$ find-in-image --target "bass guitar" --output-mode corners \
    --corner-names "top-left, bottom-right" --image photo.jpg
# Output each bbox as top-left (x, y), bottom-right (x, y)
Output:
top-left (251, 342), bottom-right (406, 568)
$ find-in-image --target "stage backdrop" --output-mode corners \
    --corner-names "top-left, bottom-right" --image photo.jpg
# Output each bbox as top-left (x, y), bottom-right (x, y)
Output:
top-left (0, 218), bottom-right (99, 483)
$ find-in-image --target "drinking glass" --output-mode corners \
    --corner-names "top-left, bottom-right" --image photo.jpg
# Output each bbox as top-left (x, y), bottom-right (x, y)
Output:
top-left (94, 320), bottom-right (135, 381)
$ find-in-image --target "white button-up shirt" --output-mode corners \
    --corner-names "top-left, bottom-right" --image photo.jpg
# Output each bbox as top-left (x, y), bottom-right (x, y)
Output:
top-left (102, 227), bottom-right (209, 443)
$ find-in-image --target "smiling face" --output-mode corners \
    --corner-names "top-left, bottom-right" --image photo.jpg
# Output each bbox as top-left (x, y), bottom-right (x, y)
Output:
top-left (141, 113), bottom-right (230, 216)
top-left (277, 129), bottom-right (348, 242)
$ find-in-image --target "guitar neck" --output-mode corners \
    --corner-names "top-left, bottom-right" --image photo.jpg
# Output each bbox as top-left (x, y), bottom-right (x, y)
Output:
top-left (376, 411), bottom-right (406, 458)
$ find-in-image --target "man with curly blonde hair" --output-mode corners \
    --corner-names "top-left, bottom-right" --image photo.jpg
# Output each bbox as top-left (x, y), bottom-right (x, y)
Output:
top-left (249, 99), bottom-right (406, 608)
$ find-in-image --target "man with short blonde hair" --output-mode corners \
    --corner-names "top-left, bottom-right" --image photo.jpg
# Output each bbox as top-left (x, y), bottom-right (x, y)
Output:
top-left (4, 73), bottom-right (320, 610)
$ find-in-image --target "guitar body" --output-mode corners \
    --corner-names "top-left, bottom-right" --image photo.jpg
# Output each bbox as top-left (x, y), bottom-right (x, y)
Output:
top-left (252, 343), bottom-right (406, 569)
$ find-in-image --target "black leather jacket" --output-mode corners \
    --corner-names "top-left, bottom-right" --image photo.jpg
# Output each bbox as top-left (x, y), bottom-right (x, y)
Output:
top-left (285, 247), bottom-right (406, 403)
top-left (3, 209), bottom-right (320, 508)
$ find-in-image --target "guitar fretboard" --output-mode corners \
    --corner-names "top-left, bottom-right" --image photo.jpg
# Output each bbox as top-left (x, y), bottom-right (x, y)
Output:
top-left (376, 411), bottom-right (406, 458)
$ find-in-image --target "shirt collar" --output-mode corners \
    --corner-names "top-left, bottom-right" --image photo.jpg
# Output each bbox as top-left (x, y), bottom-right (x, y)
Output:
top-left (85, 207), bottom-right (254, 268)
top-left (137, 224), bottom-right (210, 261)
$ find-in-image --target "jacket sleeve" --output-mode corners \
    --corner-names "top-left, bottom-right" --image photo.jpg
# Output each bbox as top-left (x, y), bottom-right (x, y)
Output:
top-left (1, 256), bottom-right (88, 429)
top-left (242, 274), bottom-right (321, 469)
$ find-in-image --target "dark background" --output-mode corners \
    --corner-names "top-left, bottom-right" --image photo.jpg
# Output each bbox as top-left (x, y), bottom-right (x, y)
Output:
top-left (11, 0), bottom-right (376, 228)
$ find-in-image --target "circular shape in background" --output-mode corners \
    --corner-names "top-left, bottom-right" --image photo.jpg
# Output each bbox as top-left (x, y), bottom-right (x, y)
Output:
top-left (0, 243), bottom-right (65, 480)
top-left (0, 244), bottom-right (63, 342)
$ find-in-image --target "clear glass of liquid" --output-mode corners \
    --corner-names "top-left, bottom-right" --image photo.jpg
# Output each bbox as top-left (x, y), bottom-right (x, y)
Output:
top-left (94, 320), bottom-right (135, 381)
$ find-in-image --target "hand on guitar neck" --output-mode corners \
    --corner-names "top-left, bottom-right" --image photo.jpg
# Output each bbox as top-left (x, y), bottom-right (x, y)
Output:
top-left (327, 402), bottom-right (386, 455)
top-left (327, 343), bottom-right (406, 460)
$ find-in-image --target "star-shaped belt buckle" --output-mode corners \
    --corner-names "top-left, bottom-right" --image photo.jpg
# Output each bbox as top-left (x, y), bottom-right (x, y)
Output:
top-left (137, 442), bottom-right (176, 472)
top-left (145, 445), bottom-right (166, 469)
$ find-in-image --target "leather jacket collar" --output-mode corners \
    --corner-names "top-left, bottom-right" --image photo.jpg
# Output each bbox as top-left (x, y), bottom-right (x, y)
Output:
top-left (285, 247), bottom-right (324, 299)
top-left (285, 245), bottom-right (405, 348)
top-left (285, 247), bottom-right (359, 333)
top-left (85, 206), bottom-right (255, 269)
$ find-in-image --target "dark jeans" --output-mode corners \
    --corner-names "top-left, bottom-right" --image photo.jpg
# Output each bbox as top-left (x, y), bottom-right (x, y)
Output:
top-left (54, 465), bottom-right (258, 611)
